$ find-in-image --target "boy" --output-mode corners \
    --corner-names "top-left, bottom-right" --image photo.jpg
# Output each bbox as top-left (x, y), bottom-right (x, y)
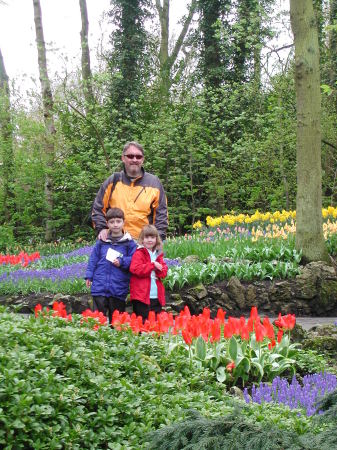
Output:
top-left (85, 207), bottom-right (137, 323)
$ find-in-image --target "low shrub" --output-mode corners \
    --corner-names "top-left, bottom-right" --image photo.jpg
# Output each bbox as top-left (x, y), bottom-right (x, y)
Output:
top-left (148, 392), bottom-right (337, 450)
top-left (0, 310), bottom-right (234, 449)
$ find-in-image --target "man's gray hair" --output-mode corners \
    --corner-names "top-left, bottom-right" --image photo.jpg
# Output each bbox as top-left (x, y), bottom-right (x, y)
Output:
top-left (123, 141), bottom-right (144, 155)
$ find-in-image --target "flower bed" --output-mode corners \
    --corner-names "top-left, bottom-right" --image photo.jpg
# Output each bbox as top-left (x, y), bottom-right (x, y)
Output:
top-left (32, 303), bottom-right (311, 388)
top-left (244, 373), bottom-right (337, 416)
top-left (0, 251), bottom-right (40, 267)
top-left (1, 303), bottom-right (336, 448)
top-left (1, 206), bottom-right (336, 296)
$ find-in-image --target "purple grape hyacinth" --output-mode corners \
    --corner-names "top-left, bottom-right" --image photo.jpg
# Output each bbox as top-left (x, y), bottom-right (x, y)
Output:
top-left (244, 372), bottom-right (337, 416)
top-left (42, 245), bottom-right (94, 260)
top-left (164, 258), bottom-right (181, 267)
top-left (0, 262), bottom-right (87, 282)
top-left (0, 250), bottom-right (180, 286)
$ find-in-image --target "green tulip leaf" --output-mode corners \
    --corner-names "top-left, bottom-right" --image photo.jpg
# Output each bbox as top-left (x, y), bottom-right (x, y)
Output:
top-left (195, 336), bottom-right (207, 361)
top-left (229, 336), bottom-right (238, 360)
top-left (216, 366), bottom-right (227, 383)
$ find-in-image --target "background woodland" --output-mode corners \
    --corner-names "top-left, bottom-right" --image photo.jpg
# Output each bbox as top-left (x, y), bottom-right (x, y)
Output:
top-left (1, 0), bottom-right (337, 249)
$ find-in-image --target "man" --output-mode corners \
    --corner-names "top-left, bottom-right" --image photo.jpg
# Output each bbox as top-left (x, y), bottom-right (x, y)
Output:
top-left (91, 141), bottom-right (168, 241)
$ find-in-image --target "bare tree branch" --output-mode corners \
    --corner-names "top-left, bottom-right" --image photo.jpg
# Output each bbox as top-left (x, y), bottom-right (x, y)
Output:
top-left (168, 0), bottom-right (197, 70)
top-left (265, 43), bottom-right (294, 55)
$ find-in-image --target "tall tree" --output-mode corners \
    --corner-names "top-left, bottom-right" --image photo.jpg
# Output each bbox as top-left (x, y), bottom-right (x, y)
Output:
top-left (232, 0), bottom-right (250, 83)
top-left (290, 0), bottom-right (329, 262)
top-left (198, 0), bottom-right (226, 88)
top-left (155, 0), bottom-right (197, 98)
top-left (79, 0), bottom-right (94, 107)
top-left (0, 48), bottom-right (14, 223)
top-left (33, 0), bottom-right (56, 241)
top-left (108, 1), bottom-right (149, 112)
top-left (232, 0), bottom-right (274, 86)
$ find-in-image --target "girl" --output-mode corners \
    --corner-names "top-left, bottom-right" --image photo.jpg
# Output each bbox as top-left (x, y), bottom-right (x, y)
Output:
top-left (130, 225), bottom-right (168, 321)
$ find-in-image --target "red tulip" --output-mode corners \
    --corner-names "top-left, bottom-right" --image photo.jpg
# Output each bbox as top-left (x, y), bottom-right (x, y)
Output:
top-left (240, 324), bottom-right (249, 340)
top-left (250, 306), bottom-right (259, 321)
top-left (210, 319), bottom-right (221, 343)
top-left (223, 322), bottom-right (234, 339)
top-left (268, 339), bottom-right (276, 350)
top-left (255, 322), bottom-right (266, 342)
top-left (263, 317), bottom-right (275, 339)
top-left (277, 329), bottom-right (284, 343)
top-left (226, 361), bottom-right (235, 372)
top-left (34, 303), bottom-right (42, 317)
top-left (182, 329), bottom-right (192, 345)
top-left (216, 308), bottom-right (226, 323)
top-left (275, 313), bottom-right (296, 330)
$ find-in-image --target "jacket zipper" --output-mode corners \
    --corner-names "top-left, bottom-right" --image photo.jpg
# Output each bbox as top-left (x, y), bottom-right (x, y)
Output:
top-left (134, 186), bottom-right (145, 203)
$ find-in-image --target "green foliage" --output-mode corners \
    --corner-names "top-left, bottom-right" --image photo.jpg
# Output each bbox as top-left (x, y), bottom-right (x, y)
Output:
top-left (0, 310), bottom-right (235, 449)
top-left (148, 410), bottom-right (306, 450)
top-left (1, 309), bottom-right (334, 449)
top-left (165, 260), bottom-right (299, 290)
top-left (326, 230), bottom-right (337, 255)
top-left (293, 349), bottom-right (330, 377)
top-left (0, 67), bottom-right (302, 246)
top-left (314, 389), bottom-right (337, 423)
top-left (187, 329), bottom-right (299, 386)
top-left (164, 235), bottom-right (301, 289)
top-left (149, 394), bottom-right (337, 450)
top-left (107, 0), bottom-right (153, 140)
top-left (164, 234), bottom-right (301, 261)
top-left (0, 225), bottom-right (15, 252)
top-left (1, 0), bottom-right (336, 247)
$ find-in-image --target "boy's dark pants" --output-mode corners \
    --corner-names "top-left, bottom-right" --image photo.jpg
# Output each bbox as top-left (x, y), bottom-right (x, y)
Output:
top-left (93, 296), bottom-right (125, 323)
top-left (132, 298), bottom-right (162, 321)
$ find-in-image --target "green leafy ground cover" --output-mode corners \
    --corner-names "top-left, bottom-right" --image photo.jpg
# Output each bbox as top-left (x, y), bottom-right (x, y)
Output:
top-left (0, 308), bottom-right (335, 449)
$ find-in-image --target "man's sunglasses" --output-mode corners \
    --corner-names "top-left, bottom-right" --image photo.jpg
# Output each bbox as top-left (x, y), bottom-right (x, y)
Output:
top-left (124, 154), bottom-right (143, 160)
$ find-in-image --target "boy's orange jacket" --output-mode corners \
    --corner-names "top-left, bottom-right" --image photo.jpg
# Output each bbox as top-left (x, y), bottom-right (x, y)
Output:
top-left (91, 169), bottom-right (168, 240)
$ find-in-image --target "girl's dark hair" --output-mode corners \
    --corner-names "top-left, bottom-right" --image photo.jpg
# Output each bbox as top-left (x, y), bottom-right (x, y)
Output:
top-left (106, 207), bottom-right (125, 221)
top-left (138, 225), bottom-right (162, 251)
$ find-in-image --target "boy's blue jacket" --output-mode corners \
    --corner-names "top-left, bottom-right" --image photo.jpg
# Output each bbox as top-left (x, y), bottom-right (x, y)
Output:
top-left (85, 232), bottom-right (137, 300)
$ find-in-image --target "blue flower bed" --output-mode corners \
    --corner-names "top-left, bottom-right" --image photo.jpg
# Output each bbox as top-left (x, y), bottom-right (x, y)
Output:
top-left (0, 245), bottom-right (181, 284)
top-left (244, 372), bottom-right (337, 416)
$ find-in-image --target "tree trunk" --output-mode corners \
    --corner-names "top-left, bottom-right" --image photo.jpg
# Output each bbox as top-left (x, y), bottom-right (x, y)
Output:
top-left (0, 48), bottom-right (14, 223)
top-left (79, 0), bottom-right (94, 107)
top-left (290, 0), bottom-right (329, 263)
top-left (156, 0), bottom-right (170, 98)
top-left (253, 1), bottom-right (262, 91)
top-left (33, 0), bottom-right (56, 242)
top-left (329, 0), bottom-right (337, 109)
top-left (155, 0), bottom-right (197, 98)
top-left (277, 96), bottom-right (289, 210)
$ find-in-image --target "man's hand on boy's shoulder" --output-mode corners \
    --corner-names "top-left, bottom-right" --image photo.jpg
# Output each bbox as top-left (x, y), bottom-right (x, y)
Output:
top-left (98, 228), bottom-right (109, 241)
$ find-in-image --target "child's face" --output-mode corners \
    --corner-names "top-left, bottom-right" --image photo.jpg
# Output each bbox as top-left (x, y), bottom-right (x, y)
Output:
top-left (107, 217), bottom-right (124, 235)
top-left (143, 235), bottom-right (156, 251)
